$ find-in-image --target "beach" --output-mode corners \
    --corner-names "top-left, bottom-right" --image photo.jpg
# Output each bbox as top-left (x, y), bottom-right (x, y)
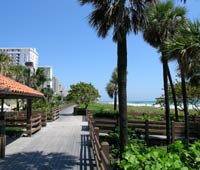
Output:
top-left (104, 101), bottom-right (200, 110)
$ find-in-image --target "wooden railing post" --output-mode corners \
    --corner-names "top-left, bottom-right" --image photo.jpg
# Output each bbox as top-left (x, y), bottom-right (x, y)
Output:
top-left (94, 127), bottom-right (99, 141)
top-left (26, 99), bottom-right (32, 136)
top-left (145, 120), bottom-right (149, 144)
top-left (101, 142), bottom-right (109, 161)
top-left (171, 121), bottom-right (175, 143)
top-left (0, 135), bottom-right (6, 159)
top-left (0, 99), bottom-right (6, 159)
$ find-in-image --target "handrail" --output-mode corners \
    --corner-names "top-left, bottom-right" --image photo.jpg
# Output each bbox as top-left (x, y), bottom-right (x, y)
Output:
top-left (88, 116), bottom-right (111, 170)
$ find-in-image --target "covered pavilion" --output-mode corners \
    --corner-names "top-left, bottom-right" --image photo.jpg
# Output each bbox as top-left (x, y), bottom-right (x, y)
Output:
top-left (0, 74), bottom-right (44, 158)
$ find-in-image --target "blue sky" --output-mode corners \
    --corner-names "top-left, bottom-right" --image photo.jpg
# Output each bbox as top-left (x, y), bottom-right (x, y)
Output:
top-left (0, 0), bottom-right (199, 101)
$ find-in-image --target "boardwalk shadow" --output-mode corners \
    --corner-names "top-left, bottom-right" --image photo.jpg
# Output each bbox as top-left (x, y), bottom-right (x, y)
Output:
top-left (80, 134), bottom-right (96, 170)
top-left (6, 137), bottom-right (20, 145)
top-left (0, 151), bottom-right (79, 170)
top-left (59, 113), bottom-right (73, 116)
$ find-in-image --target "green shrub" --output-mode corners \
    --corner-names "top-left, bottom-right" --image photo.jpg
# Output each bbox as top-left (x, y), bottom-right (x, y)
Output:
top-left (93, 110), bottom-right (118, 118)
top-left (107, 127), bottom-right (141, 169)
top-left (6, 127), bottom-right (24, 137)
top-left (120, 142), bottom-right (187, 170)
top-left (120, 140), bottom-right (200, 170)
top-left (168, 140), bottom-right (200, 169)
top-left (74, 107), bottom-right (87, 115)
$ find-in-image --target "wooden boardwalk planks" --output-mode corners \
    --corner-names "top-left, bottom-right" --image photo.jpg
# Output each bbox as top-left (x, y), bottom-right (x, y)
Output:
top-left (0, 106), bottom-right (96, 170)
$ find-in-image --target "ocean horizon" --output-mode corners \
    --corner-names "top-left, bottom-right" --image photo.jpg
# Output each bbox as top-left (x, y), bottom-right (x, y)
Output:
top-left (100, 100), bottom-right (200, 109)
top-left (101, 100), bottom-right (157, 107)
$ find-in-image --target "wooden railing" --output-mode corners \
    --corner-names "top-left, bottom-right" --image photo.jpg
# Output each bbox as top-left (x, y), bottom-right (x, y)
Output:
top-left (6, 111), bottom-right (44, 135)
top-left (51, 107), bottom-right (60, 120)
top-left (129, 119), bottom-right (167, 144)
top-left (171, 121), bottom-right (200, 142)
top-left (129, 112), bottom-right (166, 120)
top-left (88, 116), bottom-right (111, 170)
top-left (93, 118), bottom-right (118, 133)
top-left (6, 111), bottom-right (27, 128)
top-left (91, 116), bottom-right (200, 144)
top-left (33, 110), bottom-right (47, 127)
top-left (26, 113), bottom-right (41, 136)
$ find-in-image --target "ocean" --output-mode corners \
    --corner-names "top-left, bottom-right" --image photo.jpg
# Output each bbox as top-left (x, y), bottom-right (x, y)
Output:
top-left (127, 101), bottom-right (157, 107)
top-left (103, 101), bottom-right (200, 109)
top-left (103, 101), bottom-right (157, 107)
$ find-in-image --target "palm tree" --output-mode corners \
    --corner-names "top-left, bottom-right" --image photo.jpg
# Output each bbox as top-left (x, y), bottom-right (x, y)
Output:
top-left (41, 86), bottom-right (54, 103)
top-left (106, 68), bottom-right (118, 110)
top-left (8, 65), bottom-right (29, 111)
top-left (9, 65), bottom-right (28, 84)
top-left (31, 68), bottom-right (48, 90)
top-left (0, 53), bottom-right (12, 76)
top-left (187, 56), bottom-right (200, 87)
top-left (141, 0), bottom-right (186, 144)
top-left (79, 0), bottom-right (155, 156)
top-left (164, 20), bottom-right (200, 146)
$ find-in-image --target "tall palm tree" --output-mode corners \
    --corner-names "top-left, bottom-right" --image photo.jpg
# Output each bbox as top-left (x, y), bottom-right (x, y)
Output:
top-left (78, 0), bottom-right (155, 155)
top-left (164, 20), bottom-right (200, 146)
top-left (141, 0), bottom-right (186, 144)
top-left (0, 53), bottom-right (12, 76)
top-left (106, 68), bottom-right (118, 110)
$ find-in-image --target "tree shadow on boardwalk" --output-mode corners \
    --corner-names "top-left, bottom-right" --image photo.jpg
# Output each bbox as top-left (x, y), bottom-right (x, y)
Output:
top-left (80, 134), bottom-right (96, 170)
top-left (0, 151), bottom-right (79, 170)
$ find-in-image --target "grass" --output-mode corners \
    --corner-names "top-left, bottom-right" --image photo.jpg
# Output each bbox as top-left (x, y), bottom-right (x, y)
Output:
top-left (6, 127), bottom-right (23, 132)
top-left (88, 102), bottom-right (200, 118)
top-left (6, 127), bottom-right (24, 137)
top-left (88, 102), bottom-right (164, 113)
top-left (87, 103), bottom-right (114, 111)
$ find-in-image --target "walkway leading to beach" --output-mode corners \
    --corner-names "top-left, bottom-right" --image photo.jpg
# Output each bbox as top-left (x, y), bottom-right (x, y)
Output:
top-left (0, 105), bottom-right (96, 170)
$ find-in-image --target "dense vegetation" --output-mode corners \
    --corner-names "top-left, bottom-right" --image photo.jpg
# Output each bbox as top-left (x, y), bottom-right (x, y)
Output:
top-left (88, 102), bottom-right (200, 169)
top-left (121, 140), bottom-right (200, 170)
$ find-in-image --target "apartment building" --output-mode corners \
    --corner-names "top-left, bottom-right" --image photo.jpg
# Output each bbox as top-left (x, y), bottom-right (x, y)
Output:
top-left (0, 47), bottom-right (39, 69)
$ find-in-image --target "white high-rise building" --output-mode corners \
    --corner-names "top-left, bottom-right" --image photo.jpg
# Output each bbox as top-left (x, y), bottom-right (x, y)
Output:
top-left (0, 47), bottom-right (39, 69)
top-left (52, 77), bottom-right (59, 94)
top-left (52, 76), bottom-right (68, 96)
top-left (38, 66), bottom-right (53, 88)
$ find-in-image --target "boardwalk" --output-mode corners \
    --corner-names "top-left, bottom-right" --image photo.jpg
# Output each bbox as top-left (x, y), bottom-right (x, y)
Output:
top-left (0, 105), bottom-right (96, 170)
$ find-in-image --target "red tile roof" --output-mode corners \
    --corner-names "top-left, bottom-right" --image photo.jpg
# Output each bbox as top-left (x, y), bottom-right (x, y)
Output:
top-left (0, 74), bottom-right (44, 98)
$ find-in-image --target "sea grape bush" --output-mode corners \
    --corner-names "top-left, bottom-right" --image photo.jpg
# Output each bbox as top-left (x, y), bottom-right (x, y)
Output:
top-left (120, 140), bottom-right (200, 170)
top-left (168, 140), bottom-right (200, 169)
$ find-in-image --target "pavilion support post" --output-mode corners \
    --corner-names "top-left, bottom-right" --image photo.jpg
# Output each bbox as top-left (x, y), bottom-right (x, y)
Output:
top-left (16, 99), bottom-right (19, 111)
top-left (26, 99), bottom-right (32, 136)
top-left (0, 99), bottom-right (6, 159)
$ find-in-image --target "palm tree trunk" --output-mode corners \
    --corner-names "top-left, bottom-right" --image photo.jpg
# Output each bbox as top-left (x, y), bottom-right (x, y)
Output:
top-left (167, 64), bottom-right (179, 121)
top-left (180, 68), bottom-right (189, 147)
top-left (163, 59), bottom-right (171, 145)
top-left (118, 34), bottom-right (128, 159)
top-left (117, 0), bottom-right (128, 159)
top-left (114, 90), bottom-right (117, 111)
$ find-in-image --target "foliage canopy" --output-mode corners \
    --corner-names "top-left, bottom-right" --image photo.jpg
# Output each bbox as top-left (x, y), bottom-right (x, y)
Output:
top-left (67, 82), bottom-right (100, 109)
